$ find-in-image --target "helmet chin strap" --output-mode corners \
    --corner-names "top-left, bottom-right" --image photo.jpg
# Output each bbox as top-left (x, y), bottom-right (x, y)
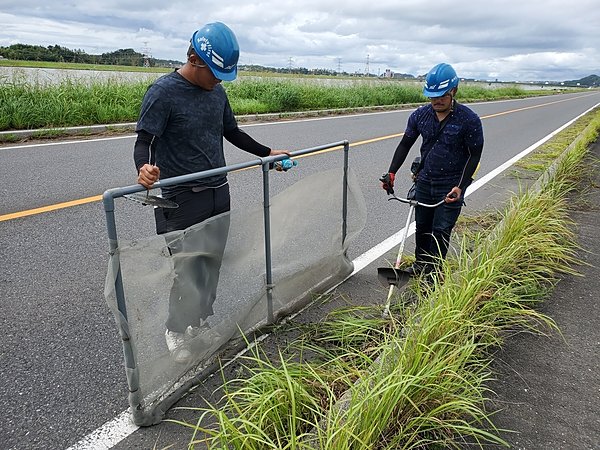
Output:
top-left (441, 91), bottom-right (456, 113)
top-left (189, 61), bottom-right (207, 69)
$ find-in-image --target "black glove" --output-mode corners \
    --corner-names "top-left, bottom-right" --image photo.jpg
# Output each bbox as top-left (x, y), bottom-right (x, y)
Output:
top-left (380, 172), bottom-right (395, 195)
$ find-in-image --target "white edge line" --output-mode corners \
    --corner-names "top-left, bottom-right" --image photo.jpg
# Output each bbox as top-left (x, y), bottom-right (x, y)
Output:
top-left (65, 410), bottom-right (138, 450)
top-left (65, 101), bottom-right (599, 450)
top-left (1, 134), bottom-right (136, 150)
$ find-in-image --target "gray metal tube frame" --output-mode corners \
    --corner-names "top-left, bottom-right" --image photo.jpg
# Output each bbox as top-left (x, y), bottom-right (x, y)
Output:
top-left (102, 140), bottom-right (349, 424)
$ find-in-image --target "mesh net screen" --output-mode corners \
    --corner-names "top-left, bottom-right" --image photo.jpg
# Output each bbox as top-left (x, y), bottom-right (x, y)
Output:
top-left (104, 168), bottom-right (366, 420)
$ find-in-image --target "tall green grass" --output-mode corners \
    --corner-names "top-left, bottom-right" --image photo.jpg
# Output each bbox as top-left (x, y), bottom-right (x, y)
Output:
top-left (169, 110), bottom-right (599, 449)
top-left (457, 85), bottom-right (534, 100)
top-left (0, 78), bottom-right (149, 130)
top-left (225, 80), bottom-right (425, 114)
top-left (0, 74), bottom-right (550, 131)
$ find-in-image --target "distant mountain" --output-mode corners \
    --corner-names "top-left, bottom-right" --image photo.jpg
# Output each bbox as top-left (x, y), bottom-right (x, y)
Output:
top-left (564, 74), bottom-right (599, 87)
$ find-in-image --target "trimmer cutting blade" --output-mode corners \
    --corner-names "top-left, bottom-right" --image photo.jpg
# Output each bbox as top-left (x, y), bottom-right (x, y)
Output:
top-left (124, 192), bottom-right (179, 209)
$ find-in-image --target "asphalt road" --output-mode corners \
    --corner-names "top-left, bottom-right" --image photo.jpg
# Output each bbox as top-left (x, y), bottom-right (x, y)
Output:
top-left (1, 91), bottom-right (599, 449)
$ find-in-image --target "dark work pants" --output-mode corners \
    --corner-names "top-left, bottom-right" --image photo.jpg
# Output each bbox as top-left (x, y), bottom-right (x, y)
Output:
top-left (414, 181), bottom-right (462, 268)
top-left (155, 185), bottom-right (231, 333)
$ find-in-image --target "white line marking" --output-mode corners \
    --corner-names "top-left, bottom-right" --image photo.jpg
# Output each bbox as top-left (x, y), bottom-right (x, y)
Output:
top-left (65, 101), bottom-right (599, 450)
top-left (0, 134), bottom-right (137, 150)
top-left (65, 410), bottom-right (138, 450)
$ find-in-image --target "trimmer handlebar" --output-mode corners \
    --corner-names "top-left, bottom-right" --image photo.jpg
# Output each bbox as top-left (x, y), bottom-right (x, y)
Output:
top-left (387, 193), bottom-right (452, 208)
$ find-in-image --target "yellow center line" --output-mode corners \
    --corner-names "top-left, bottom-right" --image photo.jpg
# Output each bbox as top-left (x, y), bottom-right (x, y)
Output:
top-left (481, 94), bottom-right (592, 118)
top-left (1, 93), bottom-right (596, 222)
top-left (0, 195), bottom-right (103, 222)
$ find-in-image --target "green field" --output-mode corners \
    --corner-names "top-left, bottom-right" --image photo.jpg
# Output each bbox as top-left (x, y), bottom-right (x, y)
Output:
top-left (0, 58), bottom-right (171, 73)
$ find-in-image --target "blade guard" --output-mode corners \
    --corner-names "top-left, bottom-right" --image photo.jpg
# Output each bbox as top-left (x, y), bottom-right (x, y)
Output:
top-left (377, 267), bottom-right (412, 287)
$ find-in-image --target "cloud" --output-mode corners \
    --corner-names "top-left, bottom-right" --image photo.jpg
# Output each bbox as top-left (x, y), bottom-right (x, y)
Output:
top-left (1, 0), bottom-right (598, 81)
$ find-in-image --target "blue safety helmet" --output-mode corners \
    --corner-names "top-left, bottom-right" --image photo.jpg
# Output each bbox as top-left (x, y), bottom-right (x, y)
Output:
top-left (191, 22), bottom-right (239, 81)
top-left (423, 63), bottom-right (459, 98)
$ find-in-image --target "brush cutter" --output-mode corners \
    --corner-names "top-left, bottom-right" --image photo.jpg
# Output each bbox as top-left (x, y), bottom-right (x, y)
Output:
top-left (125, 152), bottom-right (179, 208)
top-left (124, 190), bottom-right (179, 208)
top-left (377, 190), bottom-right (448, 318)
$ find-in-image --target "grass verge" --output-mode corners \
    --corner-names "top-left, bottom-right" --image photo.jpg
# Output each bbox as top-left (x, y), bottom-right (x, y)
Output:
top-left (165, 110), bottom-right (599, 449)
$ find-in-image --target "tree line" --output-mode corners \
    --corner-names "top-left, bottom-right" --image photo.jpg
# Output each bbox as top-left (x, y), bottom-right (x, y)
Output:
top-left (240, 64), bottom-right (349, 76)
top-left (0, 43), bottom-right (181, 67)
top-left (0, 44), bottom-right (377, 76)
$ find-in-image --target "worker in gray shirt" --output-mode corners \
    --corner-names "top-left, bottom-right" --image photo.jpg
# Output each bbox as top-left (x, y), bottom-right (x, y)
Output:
top-left (134, 22), bottom-right (289, 363)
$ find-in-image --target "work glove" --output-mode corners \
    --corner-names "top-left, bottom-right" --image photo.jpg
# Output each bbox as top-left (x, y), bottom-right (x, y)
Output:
top-left (275, 158), bottom-right (297, 171)
top-left (269, 158), bottom-right (298, 171)
top-left (380, 172), bottom-right (395, 195)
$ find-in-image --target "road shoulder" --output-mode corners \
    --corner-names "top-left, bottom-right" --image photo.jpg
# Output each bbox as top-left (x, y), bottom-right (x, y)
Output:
top-left (480, 140), bottom-right (600, 449)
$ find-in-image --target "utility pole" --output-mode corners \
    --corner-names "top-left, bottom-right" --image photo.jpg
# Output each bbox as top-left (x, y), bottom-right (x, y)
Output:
top-left (337, 57), bottom-right (342, 74)
top-left (365, 54), bottom-right (370, 77)
top-left (142, 42), bottom-right (151, 67)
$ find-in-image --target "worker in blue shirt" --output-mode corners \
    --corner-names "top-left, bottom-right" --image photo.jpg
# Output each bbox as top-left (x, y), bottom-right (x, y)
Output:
top-left (381, 63), bottom-right (484, 276)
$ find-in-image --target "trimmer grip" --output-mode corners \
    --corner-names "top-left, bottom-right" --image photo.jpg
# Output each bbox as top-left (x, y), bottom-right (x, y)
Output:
top-left (380, 173), bottom-right (394, 195)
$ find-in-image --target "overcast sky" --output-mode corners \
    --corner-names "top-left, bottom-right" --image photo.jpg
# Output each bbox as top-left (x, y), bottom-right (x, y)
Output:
top-left (1, 0), bottom-right (598, 81)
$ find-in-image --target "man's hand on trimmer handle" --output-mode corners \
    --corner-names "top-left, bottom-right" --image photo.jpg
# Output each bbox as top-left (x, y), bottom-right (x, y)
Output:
top-left (445, 187), bottom-right (461, 203)
top-left (138, 163), bottom-right (160, 189)
top-left (380, 172), bottom-right (395, 195)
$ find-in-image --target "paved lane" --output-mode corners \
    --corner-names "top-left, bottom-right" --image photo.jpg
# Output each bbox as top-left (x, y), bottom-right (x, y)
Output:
top-left (1, 91), bottom-right (598, 449)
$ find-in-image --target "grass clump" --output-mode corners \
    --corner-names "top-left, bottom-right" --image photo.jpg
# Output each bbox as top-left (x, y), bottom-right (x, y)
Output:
top-left (225, 79), bottom-right (425, 114)
top-left (457, 85), bottom-right (547, 101)
top-left (0, 77), bottom-right (149, 130)
top-left (514, 111), bottom-right (599, 175)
